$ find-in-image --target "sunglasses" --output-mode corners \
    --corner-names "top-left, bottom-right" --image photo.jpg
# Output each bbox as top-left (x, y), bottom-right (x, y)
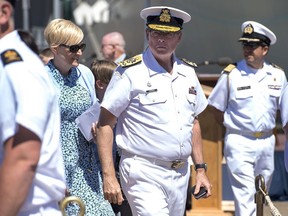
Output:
top-left (242, 42), bottom-right (263, 49)
top-left (149, 30), bottom-right (179, 39)
top-left (60, 43), bottom-right (86, 53)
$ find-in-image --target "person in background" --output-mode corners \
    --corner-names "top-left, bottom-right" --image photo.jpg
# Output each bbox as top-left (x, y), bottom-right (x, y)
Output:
top-left (96, 6), bottom-right (211, 216)
top-left (17, 29), bottom-right (39, 54)
top-left (101, 32), bottom-right (127, 63)
top-left (90, 59), bottom-right (133, 216)
top-left (0, 0), bottom-right (66, 215)
top-left (39, 47), bottom-right (54, 64)
top-left (208, 21), bottom-right (287, 216)
top-left (279, 84), bottom-right (288, 173)
top-left (44, 18), bottom-right (114, 216)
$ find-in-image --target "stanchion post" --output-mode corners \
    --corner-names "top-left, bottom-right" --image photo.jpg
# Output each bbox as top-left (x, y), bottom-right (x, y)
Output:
top-left (255, 174), bottom-right (266, 216)
top-left (59, 196), bottom-right (86, 216)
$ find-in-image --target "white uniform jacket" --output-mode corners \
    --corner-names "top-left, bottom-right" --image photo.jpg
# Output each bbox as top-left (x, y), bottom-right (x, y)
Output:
top-left (0, 30), bottom-right (66, 213)
top-left (101, 48), bottom-right (208, 161)
top-left (208, 59), bottom-right (287, 132)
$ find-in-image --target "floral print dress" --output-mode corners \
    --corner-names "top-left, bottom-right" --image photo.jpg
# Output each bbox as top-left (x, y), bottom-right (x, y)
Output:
top-left (47, 62), bottom-right (114, 216)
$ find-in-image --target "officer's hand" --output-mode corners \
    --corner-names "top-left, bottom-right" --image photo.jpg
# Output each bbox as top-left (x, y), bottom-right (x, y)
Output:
top-left (195, 169), bottom-right (212, 198)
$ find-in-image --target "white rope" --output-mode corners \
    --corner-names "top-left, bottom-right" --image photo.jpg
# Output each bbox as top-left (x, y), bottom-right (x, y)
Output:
top-left (258, 187), bottom-right (282, 216)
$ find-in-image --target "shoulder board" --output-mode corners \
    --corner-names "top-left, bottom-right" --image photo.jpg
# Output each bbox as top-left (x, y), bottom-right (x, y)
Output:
top-left (271, 63), bottom-right (284, 71)
top-left (119, 54), bottom-right (142, 68)
top-left (223, 63), bottom-right (236, 73)
top-left (1, 49), bottom-right (23, 66)
top-left (180, 58), bottom-right (197, 68)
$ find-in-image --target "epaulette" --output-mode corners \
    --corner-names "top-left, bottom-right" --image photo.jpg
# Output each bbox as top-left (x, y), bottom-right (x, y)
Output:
top-left (180, 58), bottom-right (197, 68)
top-left (1, 49), bottom-right (23, 66)
top-left (271, 63), bottom-right (284, 71)
top-left (119, 54), bottom-right (142, 68)
top-left (223, 63), bottom-right (236, 73)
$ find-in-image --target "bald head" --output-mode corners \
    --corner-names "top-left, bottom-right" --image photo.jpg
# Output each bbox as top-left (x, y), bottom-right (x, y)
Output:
top-left (101, 32), bottom-right (126, 61)
top-left (102, 32), bottom-right (125, 47)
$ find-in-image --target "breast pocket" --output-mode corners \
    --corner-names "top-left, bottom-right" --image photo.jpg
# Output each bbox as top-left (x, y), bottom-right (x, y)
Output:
top-left (185, 94), bottom-right (196, 124)
top-left (186, 94), bottom-right (196, 105)
top-left (138, 93), bottom-right (169, 124)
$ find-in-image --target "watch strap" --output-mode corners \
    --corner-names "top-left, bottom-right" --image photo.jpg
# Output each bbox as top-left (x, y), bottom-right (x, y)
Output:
top-left (194, 163), bottom-right (207, 171)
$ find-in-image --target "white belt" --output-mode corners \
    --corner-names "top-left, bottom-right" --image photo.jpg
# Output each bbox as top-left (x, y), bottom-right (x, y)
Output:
top-left (121, 150), bottom-right (187, 169)
top-left (227, 128), bottom-right (273, 138)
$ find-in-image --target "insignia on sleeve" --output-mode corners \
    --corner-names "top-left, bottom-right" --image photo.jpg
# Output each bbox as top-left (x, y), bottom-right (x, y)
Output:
top-left (1, 49), bottom-right (23, 66)
top-left (271, 63), bottom-right (284, 71)
top-left (119, 54), bottom-right (142, 68)
top-left (223, 63), bottom-right (236, 73)
top-left (180, 58), bottom-right (197, 68)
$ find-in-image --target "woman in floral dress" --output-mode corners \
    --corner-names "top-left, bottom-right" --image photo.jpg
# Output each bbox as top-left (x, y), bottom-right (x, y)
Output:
top-left (44, 18), bottom-right (114, 216)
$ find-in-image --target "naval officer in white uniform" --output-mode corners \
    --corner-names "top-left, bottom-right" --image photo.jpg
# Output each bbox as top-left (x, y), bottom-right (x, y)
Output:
top-left (0, 0), bottom-right (66, 215)
top-left (208, 21), bottom-right (287, 216)
top-left (96, 5), bottom-right (212, 216)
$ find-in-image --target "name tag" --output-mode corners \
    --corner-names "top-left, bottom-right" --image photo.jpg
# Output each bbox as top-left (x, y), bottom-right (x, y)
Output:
top-left (268, 85), bottom-right (281, 90)
top-left (237, 86), bottom-right (251, 91)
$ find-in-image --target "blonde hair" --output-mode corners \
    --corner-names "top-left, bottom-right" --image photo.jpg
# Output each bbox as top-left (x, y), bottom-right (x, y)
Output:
top-left (44, 18), bottom-right (84, 47)
top-left (90, 60), bottom-right (117, 85)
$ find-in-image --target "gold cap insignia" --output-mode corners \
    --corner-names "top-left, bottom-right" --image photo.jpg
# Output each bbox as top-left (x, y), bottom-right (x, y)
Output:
top-left (159, 9), bottom-right (171, 23)
top-left (244, 24), bottom-right (254, 34)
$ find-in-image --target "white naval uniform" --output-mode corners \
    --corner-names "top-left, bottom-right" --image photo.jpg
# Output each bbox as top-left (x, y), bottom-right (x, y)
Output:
top-left (208, 59), bottom-right (287, 216)
top-left (0, 30), bottom-right (66, 216)
top-left (279, 83), bottom-right (288, 173)
top-left (101, 48), bottom-right (208, 216)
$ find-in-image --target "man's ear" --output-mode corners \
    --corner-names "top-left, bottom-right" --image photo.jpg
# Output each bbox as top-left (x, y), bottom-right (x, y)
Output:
top-left (263, 46), bottom-right (269, 56)
top-left (0, 2), bottom-right (12, 25)
top-left (145, 29), bottom-right (150, 40)
top-left (177, 31), bottom-right (182, 42)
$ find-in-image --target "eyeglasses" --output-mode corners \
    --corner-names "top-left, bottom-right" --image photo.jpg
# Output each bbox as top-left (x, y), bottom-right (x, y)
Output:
top-left (242, 42), bottom-right (263, 49)
top-left (60, 43), bottom-right (86, 53)
top-left (101, 44), bottom-right (123, 49)
top-left (149, 30), bottom-right (179, 39)
top-left (101, 44), bottom-right (115, 49)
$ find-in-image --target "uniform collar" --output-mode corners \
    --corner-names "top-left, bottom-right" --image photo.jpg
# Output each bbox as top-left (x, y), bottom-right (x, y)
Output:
top-left (115, 53), bottom-right (126, 63)
top-left (0, 30), bottom-right (21, 52)
top-left (143, 48), bottom-right (177, 77)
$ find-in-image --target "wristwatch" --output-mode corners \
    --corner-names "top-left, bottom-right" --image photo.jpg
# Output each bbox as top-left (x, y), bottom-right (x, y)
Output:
top-left (194, 163), bottom-right (207, 171)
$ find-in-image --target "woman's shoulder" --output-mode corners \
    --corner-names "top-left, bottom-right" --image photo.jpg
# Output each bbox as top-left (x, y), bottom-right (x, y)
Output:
top-left (78, 63), bottom-right (91, 73)
top-left (78, 64), bottom-right (94, 79)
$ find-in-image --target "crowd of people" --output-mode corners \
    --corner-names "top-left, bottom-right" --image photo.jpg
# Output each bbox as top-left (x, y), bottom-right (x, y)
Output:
top-left (1, 0), bottom-right (288, 216)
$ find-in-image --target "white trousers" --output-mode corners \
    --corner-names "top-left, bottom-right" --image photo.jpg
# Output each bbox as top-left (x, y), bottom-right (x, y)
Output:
top-left (224, 133), bottom-right (275, 216)
top-left (119, 153), bottom-right (190, 216)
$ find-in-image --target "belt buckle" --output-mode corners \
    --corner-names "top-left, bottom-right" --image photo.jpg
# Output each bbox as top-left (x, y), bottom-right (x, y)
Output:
top-left (171, 160), bottom-right (185, 169)
top-left (253, 132), bottom-right (263, 138)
